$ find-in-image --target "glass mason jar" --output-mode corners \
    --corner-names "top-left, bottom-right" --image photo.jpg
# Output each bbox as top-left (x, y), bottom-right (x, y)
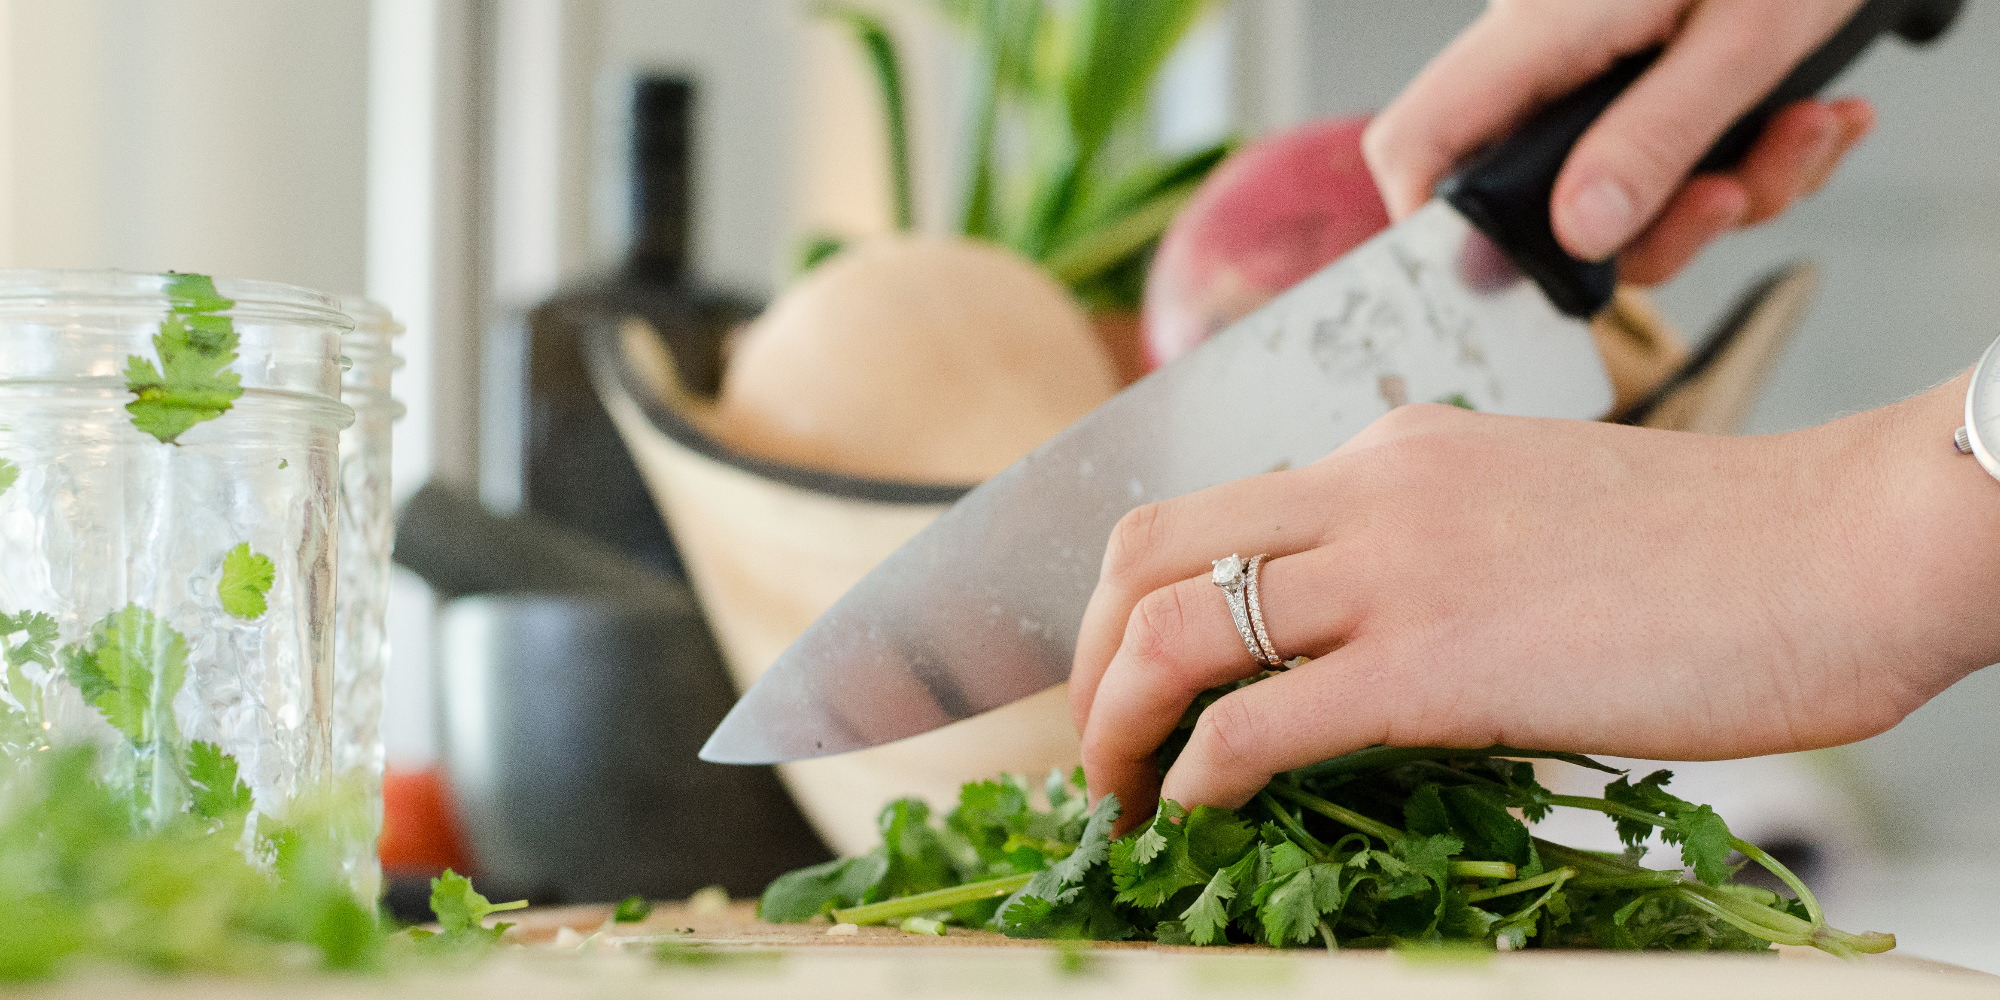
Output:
top-left (0, 270), bottom-right (352, 849)
top-left (333, 295), bottom-right (403, 900)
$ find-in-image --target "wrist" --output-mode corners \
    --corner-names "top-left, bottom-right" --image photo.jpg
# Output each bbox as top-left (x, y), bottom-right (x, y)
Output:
top-left (1841, 371), bottom-right (2000, 693)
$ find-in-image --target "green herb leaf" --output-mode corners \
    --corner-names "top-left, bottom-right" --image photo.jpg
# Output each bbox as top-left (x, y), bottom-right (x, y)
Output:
top-left (1255, 864), bottom-right (1346, 946)
top-left (62, 605), bottom-right (189, 745)
top-left (759, 851), bottom-right (890, 922)
top-left (218, 543), bottom-right (276, 620)
top-left (1180, 867), bottom-right (1235, 945)
top-left (0, 458), bottom-right (17, 498)
top-left (1440, 784), bottom-right (1531, 867)
top-left (612, 895), bottom-right (655, 923)
top-left (186, 740), bottom-right (253, 821)
top-left (816, 4), bottom-right (913, 231)
top-left (424, 869), bottom-right (528, 946)
top-left (1, 610), bottom-right (58, 668)
top-left (124, 272), bottom-right (241, 445)
top-left (997, 794), bottom-right (1130, 939)
top-left (1674, 805), bottom-right (1735, 886)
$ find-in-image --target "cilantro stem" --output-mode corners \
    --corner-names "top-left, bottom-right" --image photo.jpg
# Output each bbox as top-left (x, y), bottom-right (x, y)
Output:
top-left (1544, 795), bottom-right (1829, 929)
top-left (831, 872), bottom-right (1034, 926)
top-left (1564, 872), bottom-right (1685, 892)
top-left (1729, 836), bottom-right (1824, 926)
top-left (1671, 884), bottom-right (1818, 947)
top-left (1538, 839), bottom-right (1889, 957)
top-left (1266, 784), bottom-right (1516, 879)
top-left (1464, 867), bottom-right (1575, 904)
top-left (1542, 794), bottom-right (1673, 831)
top-left (1267, 782), bottom-right (1403, 843)
top-left (1254, 789), bottom-right (1332, 855)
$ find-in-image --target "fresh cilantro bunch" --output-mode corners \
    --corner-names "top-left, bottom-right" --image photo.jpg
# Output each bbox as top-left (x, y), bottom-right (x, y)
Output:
top-left (760, 686), bottom-right (1894, 957)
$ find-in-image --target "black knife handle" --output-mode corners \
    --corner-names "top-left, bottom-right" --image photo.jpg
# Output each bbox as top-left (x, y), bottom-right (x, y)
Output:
top-left (1439, 0), bottom-right (1962, 319)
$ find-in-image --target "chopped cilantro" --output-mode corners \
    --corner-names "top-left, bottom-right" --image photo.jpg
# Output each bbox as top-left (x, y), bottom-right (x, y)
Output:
top-left (61, 605), bottom-right (188, 747)
top-left (186, 740), bottom-right (254, 822)
top-left (217, 543), bottom-right (276, 620)
top-left (412, 870), bottom-right (528, 949)
top-left (125, 272), bottom-right (243, 445)
top-left (0, 610), bottom-right (58, 670)
top-left (612, 895), bottom-right (654, 923)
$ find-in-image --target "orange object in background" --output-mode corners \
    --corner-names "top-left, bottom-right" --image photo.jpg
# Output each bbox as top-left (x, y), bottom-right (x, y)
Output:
top-left (379, 766), bottom-right (473, 877)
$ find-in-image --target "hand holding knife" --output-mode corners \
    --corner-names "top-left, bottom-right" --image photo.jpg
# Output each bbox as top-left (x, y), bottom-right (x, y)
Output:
top-left (702, 0), bottom-right (1963, 780)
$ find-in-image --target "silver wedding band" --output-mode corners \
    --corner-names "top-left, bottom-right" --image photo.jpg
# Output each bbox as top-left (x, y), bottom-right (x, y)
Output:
top-left (1211, 553), bottom-right (1286, 668)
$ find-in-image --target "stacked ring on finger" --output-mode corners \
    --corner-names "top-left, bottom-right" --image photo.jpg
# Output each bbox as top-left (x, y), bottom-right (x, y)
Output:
top-left (1211, 553), bottom-right (1286, 668)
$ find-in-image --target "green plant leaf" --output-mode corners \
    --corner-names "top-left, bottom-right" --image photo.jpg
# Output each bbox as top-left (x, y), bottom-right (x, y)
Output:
top-left (1016, 0), bottom-right (1217, 255)
top-left (0, 458), bottom-right (17, 498)
top-left (997, 793), bottom-right (1124, 937)
top-left (796, 232), bottom-right (849, 274)
top-left (1041, 180), bottom-right (1194, 287)
top-left (1674, 805), bottom-right (1735, 886)
top-left (425, 869), bottom-right (528, 946)
top-left (1180, 867), bottom-right (1235, 945)
top-left (125, 273), bottom-right (241, 445)
top-left (1254, 864), bottom-right (1341, 946)
top-left (1060, 0), bottom-right (1216, 151)
top-left (818, 4), bottom-right (914, 231)
top-left (759, 851), bottom-right (890, 922)
top-left (954, 0), bottom-right (1046, 238)
top-left (218, 543), bottom-right (275, 620)
top-left (62, 605), bottom-right (189, 745)
top-left (0, 610), bottom-right (58, 669)
top-left (186, 740), bottom-right (253, 821)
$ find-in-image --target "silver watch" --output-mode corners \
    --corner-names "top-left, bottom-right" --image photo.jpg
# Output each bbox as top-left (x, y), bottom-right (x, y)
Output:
top-left (1955, 335), bottom-right (2000, 481)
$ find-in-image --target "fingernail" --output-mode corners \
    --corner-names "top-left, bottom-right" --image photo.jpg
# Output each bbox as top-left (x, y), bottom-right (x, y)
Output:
top-left (1563, 177), bottom-right (1636, 261)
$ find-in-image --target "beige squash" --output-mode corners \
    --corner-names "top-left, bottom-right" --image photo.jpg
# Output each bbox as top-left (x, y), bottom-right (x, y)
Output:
top-left (605, 235), bottom-right (1118, 854)
top-left (711, 235), bottom-right (1119, 484)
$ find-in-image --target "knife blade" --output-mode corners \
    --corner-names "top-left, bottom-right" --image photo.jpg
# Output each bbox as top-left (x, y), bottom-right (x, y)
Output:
top-left (700, 0), bottom-right (1960, 766)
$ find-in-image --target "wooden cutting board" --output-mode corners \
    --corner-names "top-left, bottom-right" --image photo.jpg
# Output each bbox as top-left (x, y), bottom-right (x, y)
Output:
top-left (15, 901), bottom-right (1995, 1000)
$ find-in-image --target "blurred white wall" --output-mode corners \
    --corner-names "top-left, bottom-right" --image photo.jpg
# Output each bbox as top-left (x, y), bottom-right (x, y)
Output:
top-left (0, 0), bottom-right (369, 289)
top-left (0, 0), bottom-right (485, 770)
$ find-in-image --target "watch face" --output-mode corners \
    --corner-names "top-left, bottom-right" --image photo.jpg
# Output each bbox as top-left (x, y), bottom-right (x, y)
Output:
top-left (1968, 336), bottom-right (2000, 481)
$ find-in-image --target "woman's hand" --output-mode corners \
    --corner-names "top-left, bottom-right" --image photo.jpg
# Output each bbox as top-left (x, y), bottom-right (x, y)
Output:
top-left (1364, 0), bottom-right (1876, 284)
top-left (1070, 376), bottom-right (2000, 819)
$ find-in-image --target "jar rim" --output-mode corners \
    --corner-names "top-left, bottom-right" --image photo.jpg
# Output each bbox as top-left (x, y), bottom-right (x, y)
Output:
top-left (336, 294), bottom-right (406, 338)
top-left (0, 269), bottom-right (352, 328)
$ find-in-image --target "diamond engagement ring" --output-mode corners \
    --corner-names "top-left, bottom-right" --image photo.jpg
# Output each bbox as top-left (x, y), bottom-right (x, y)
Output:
top-left (1211, 553), bottom-right (1284, 667)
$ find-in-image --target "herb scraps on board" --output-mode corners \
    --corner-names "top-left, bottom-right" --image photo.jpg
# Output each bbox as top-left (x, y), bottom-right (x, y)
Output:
top-left (760, 680), bottom-right (1893, 957)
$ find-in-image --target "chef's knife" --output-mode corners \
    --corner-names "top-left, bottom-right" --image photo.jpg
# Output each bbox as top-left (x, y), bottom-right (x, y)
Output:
top-left (701, 0), bottom-right (1960, 765)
